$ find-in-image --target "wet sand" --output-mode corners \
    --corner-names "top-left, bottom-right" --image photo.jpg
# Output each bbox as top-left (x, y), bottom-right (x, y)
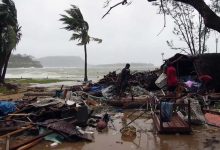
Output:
top-left (30, 112), bottom-right (220, 150)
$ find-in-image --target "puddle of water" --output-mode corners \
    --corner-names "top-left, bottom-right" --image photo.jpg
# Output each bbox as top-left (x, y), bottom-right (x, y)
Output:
top-left (29, 111), bottom-right (220, 150)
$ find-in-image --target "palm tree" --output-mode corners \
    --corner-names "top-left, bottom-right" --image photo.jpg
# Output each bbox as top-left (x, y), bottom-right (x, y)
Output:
top-left (60, 5), bottom-right (101, 82)
top-left (0, 0), bottom-right (21, 83)
top-left (1, 25), bottom-right (22, 81)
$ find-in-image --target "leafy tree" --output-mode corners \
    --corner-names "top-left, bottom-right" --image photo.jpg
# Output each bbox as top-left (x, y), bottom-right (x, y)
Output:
top-left (103, 0), bottom-right (220, 33)
top-left (210, 0), bottom-right (220, 52)
top-left (155, 1), bottom-right (210, 55)
top-left (0, 0), bottom-right (21, 83)
top-left (60, 5), bottom-right (102, 82)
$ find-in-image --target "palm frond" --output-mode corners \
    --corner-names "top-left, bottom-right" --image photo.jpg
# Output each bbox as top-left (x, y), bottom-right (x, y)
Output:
top-left (90, 37), bottom-right (102, 43)
top-left (60, 4), bottom-right (101, 47)
top-left (70, 33), bottom-right (82, 41)
top-left (76, 42), bottom-right (84, 46)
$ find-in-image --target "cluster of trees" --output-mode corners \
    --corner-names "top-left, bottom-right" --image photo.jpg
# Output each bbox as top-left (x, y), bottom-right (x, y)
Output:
top-left (8, 54), bottom-right (42, 68)
top-left (0, 0), bottom-right (21, 83)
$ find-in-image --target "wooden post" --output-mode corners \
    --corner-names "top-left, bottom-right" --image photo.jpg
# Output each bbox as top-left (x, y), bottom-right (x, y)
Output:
top-left (188, 99), bottom-right (191, 129)
top-left (160, 100), bottom-right (163, 130)
top-left (5, 135), bottom-right (10, 150)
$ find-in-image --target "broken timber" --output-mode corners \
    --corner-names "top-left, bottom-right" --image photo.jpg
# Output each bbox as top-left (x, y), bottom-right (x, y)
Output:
top-left (152, 100), bottom-right (191, 134)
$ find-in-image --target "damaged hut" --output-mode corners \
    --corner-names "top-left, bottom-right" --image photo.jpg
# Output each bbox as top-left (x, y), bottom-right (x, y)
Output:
top-left (162, 53), bottom-right (220, 92)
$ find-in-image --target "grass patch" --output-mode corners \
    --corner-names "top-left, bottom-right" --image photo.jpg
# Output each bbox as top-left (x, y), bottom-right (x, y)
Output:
top-left (0, 86), bottom-right (17, 95)
top-left (0, 86), bottom-right (9, 94)
top-left (5, 78), bottom-right (72, 84)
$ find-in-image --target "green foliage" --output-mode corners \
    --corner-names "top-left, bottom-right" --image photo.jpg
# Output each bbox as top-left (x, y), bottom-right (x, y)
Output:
top-left (5, 78), bottom-right (71, 84)
top-left (60, 5), bottom-right (90, 45)
top-left (154, 1), bottom-right (210, 55)
top-left (0, 0), bottom-right (22, 83)
top-left (60, 5), bottom-right (101, 45)
top-left (8, 54), bottom-right (43, 68)
top-left (0, 86), bottom-right (10, 94)
top-left (0, 85), bottom-right (17, 94)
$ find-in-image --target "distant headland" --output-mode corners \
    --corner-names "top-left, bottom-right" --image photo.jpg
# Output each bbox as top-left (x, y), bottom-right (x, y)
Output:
top-left (8, 54), bottom-right (43, 68)
top-left (9, 55), bottom-right (156, 69)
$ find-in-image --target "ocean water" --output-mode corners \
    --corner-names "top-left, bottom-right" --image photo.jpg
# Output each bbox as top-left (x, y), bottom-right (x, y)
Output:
top-left (6, 66), bottom-right (155, 81)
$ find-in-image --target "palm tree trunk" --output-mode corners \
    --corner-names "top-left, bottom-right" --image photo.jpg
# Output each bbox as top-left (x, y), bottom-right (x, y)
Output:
top-left (84, 44), bottom-right (88, 82)
top-left (2, 51), bottom-right (11, 83)
top-left (0, 51), bottom-right (7, 84)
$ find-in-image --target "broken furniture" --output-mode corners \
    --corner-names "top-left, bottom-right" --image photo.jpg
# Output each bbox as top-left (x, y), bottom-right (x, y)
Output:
top-left (152, 99), bottom-right (191, 134)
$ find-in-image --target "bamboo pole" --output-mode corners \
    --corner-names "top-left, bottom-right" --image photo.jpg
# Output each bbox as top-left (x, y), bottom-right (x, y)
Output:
top-left (17, 138), bottom-right (43, 150)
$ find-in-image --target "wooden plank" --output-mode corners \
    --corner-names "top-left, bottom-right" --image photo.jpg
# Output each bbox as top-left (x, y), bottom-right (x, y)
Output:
top-left (17, 138), bottom-right (43, 150)
top-left (172, 114), bottom-right (185, 127)
top-left (152, 113), bottom-right (160, 132)
top-left (10, 131), bottom-right (52, 150)
top-left (0, 125), bottom-right (33, 139)
top-left (159, 113), bottom-right (191, 133)
top-left (167, 121), bottom-right (175, 128)
top-left (152, 101), bottom-right (191, 134)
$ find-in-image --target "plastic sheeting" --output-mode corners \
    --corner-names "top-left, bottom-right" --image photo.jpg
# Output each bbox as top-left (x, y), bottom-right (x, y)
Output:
top-left (131, 86), bottom-right (149, 96)
top-left (186, 98), bottom-right (206, 125)
top-left (90, 85), bottom-right (105, 93)
top-left (155, 73), bottom-right (167, 89)
top-left (102, 85), bottom-right (115, 99)
top-left (161, 102), bottom-right (174, 122)
top-left (0, 101), bottom-right (16, 116)
top-left (30, 98), bottom-right (64, 107)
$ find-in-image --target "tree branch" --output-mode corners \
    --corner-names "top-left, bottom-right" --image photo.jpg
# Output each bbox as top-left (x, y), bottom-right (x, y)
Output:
top-left (174, 0), bottom-right (220, 33)
top-left (102, 0), bottom-right (128, 19)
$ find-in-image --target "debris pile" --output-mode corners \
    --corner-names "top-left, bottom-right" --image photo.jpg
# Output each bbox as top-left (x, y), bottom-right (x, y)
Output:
top-left (1, 53), bottom-right (220, 149)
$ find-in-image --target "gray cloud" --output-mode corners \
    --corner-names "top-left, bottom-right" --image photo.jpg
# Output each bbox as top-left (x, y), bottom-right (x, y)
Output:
top-left (13, 0), bottom-right (217, 66)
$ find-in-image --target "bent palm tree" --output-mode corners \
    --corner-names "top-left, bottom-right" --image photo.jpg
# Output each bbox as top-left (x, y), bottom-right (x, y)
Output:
top-left (0, 0), bottom-right (21, 83)
top-left (60, 5), bottom-right (101, 82)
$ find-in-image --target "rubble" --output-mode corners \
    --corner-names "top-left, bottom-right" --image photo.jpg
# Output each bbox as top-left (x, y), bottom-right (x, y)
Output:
top-left (1, 54), bottom-right (220, 149)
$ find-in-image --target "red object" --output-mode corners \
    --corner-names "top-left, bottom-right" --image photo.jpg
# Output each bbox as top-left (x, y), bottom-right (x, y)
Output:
top-left (205, 113), bottom-right (220, 127)
top-left (97, 120), bottom-right (107, 130)
top-left (199, 75), bottom-right (212, 83)
top-left (166, 66), bottom-right (178, 87)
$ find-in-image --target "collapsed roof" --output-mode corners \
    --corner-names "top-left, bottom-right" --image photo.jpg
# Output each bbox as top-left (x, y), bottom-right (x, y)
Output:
top-left (162, 53), bottom-right (220, 91)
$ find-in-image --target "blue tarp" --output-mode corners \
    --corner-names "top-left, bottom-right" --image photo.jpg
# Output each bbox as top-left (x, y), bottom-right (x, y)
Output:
top-left (161, 102), bottom-right (174, 122)
top-left (0, 101), bottom-right (16, 116)
top-left (90, 85), bottom-right (106, 93)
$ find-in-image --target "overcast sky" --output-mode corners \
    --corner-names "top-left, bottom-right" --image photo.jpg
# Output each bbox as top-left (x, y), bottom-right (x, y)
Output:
top-left (13, 0), bottom-right (218, 66)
